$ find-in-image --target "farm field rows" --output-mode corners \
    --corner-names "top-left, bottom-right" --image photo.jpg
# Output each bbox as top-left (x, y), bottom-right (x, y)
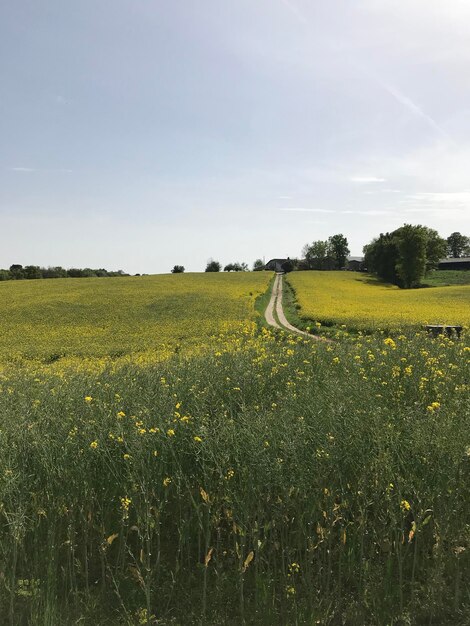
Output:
top-left (287, 270), bottom-right (470, 331)
top-left (0, 272), bottom-right (271, 363)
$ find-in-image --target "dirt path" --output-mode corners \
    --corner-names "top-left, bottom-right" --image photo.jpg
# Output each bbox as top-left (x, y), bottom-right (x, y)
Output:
top-left (265, 273), bottom-right (330, 341)
top-left (264, 274), bottom-right (281, 328)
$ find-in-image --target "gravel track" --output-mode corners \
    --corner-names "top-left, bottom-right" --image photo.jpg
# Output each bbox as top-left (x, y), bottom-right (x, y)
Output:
top-left (265, 273), bottom-right (331, 342)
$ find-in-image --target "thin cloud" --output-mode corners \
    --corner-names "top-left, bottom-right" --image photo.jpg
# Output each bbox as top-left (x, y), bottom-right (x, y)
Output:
top-left (9, 167), bottom-right (72, 173)
top-left (350, 176), bottom-right (386, 183)
top-left (280, 207), bottom-right (335, 213)
top-left (341, 209), bottom-right (391, 216)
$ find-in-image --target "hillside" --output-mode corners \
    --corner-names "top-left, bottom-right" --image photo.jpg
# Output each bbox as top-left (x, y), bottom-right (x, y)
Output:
top-left (287, 271), bottom-right (470, 332)
top-left (0, 273), bottom-right (271, 361)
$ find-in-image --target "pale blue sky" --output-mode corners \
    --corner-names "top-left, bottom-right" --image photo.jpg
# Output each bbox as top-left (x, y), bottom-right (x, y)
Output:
top-left (2, 0), bottom-right (470, 273)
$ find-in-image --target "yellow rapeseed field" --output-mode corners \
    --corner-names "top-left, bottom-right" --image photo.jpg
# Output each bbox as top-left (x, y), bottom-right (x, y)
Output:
top-left (0, 272), bottom-right (271, 362)
top-left (287, 271), bottom-right (470, 331)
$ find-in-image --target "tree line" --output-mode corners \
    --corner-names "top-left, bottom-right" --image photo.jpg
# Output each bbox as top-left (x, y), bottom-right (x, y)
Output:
top-left (0, 264), bottom-right (129, 281)
top-left (363, 227), bottom-right (469, 289)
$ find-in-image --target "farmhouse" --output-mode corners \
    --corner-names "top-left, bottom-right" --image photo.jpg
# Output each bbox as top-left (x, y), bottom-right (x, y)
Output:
top-left (264, 258), bottom-right (291, 272)
top-left (438, 257), bottom-right (470, 270)
top-left (346, 256), bottom-right (364, 271)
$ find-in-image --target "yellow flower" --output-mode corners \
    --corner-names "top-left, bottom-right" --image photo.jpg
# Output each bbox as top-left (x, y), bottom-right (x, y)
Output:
top-left (167, 429), bottom-right (175, 437)
top-left (400, 499), bottom-right (411, 512)
top-left (116, 410), bottom-right (126, 418)
top-left (84, 396), bottom-right (93, 403)
top-left (193, 436), bottom-right (203, 443)
top-left (426, 401), bottom-right (441, 412)
top-left (120, 496), bottom-right (131, 512)
top-left (90, 440), bottom-right (98, 449)
top-left (163, 477), bottom-right (172, 487)
top-left (123, 454), bottom-right (131, 460)
top-left (384, 338), bottom-right (396, 349)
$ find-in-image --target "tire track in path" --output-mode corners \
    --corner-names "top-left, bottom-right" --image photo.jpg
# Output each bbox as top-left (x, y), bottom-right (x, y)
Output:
top-left (265, 273), bottom-right (331, 342)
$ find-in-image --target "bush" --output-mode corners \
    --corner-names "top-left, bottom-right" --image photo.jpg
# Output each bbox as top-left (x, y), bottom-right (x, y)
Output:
top-left (205, 260), bottom-right (221, 272)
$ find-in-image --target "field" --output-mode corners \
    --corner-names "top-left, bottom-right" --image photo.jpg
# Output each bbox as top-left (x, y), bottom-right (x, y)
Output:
top-left (0, 273), bottom-right (271, 363)
top-left (287, 271), bottom-right (470, 332)
top-left (424, 269), bottom-right (470, 287)
top-left (0, 273), bottom-right (469, 625)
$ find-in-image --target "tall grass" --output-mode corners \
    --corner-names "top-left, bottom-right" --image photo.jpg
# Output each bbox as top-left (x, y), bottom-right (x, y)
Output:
top-left (0, 328), bottom-right (469, 624)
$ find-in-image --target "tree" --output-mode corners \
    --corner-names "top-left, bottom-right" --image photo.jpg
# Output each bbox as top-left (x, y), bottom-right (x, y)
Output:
top-left (302, 240), bottom-right (330, 269)
top-left (447, 232), bottom-right (470, 258)
top-left (394, 224), bottom-right (427, 288)
top-left (420, 226), bottom-right (447, 271)
top-left (205, 260), bottom-right (221, 272)
top-left (24, 265), bottom-right (42, 279)
top-left (171, 265), bottom-right (185, 273)
top-left (328, 234), bottom-right (350, 269)
top-left (364, 224), bottom-right (446, 288)
top-left (363, 233), bottom-right (399, 284)
top-left (9, 264), bottom-right (24, 279)
top-left (253, 259), bottom-right (265, 271)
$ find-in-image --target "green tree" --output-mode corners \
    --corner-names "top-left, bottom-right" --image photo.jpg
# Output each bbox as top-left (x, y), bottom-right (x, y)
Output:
top-left (447, 232), bottom-right (470, 258)
top-left (365, 224), bottom-right (445, 288)
top-left (302, 240), bottom-right (330, 269)
top-left (9, 264), bottom-right (24, 279)
top-left (420, 226), bottom-right (447, 271)
top-left (171, 265), bottom-right (185, 273)
top-left (24, 265), bottom-right (42, 279)
top-left (253, 259), bottom-right (264, 271)
top-left (394, 224), bottom-right (427, 288)
top-left (205, 260), bottom-right (221, 272)
top-left (328, 234), bottom-right (350, 269)
top-left (363, 233), bottom-right (399, 284)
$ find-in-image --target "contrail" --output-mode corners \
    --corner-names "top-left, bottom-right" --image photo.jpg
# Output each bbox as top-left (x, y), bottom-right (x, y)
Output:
top-left (379, 80), bottom-right (452, 141)
top-left (348, 58), bottom-right (453, 142)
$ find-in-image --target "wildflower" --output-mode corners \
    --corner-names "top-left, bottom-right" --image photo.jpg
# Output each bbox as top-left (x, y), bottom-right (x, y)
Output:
top-left (193, 436), bottom-right (203, 443)
top-left (116, 410), bottom-right (125, 418)
top-left (123, 454), bottom-right (131, 460)
top-left (384, 338), bottom-right (396, 349)
top-left (400, 499), bottom-right (411, 512)
top-left (84, 396), bottom-right (93, 403)
top-left (332, 357), bottom-right (340, 364)
top-left (90, 440), bottom-right (98, 449)
top-left (426, 401), bottom-right (441, 412)
top-left (120, 496), bottom-right (131, 518)
top-left (163, 477), bottom-right (172, 487)
top-left (167, 429), bottom-right (175, 437)
top-left (286, 585), bottom-right (296, 596)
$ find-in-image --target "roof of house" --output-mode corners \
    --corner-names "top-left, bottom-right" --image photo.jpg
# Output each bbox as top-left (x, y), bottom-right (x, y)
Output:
top-left (439, 257), bottom-right (470, 264)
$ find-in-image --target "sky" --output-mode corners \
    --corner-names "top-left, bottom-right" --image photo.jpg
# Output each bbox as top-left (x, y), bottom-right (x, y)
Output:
top-left (1, 0), bottom-right (470, 274)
